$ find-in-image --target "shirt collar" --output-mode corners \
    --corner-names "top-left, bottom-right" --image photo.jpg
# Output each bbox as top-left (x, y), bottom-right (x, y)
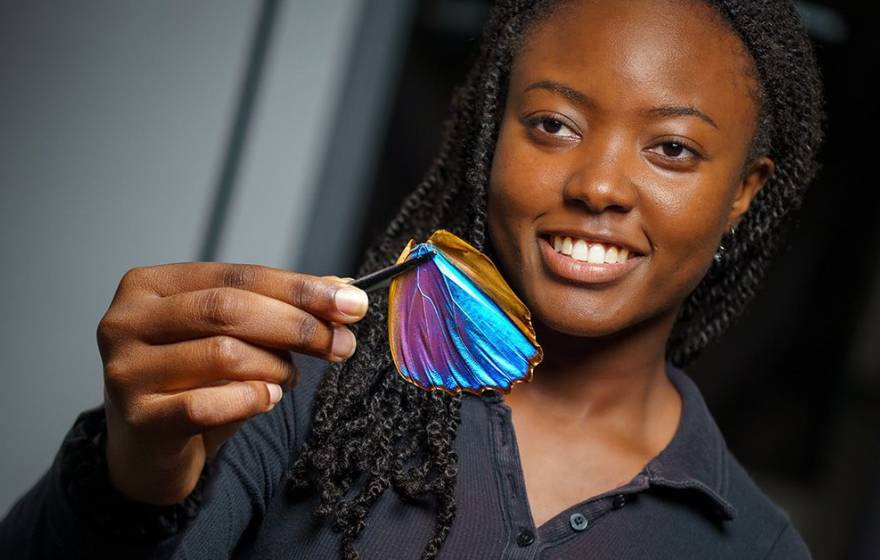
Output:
top-left (643, 363), bottom-right (738, 521)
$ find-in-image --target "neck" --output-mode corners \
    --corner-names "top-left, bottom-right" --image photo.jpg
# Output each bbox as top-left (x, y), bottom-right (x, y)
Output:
top-left (506, 308), bottom-right (679, 427)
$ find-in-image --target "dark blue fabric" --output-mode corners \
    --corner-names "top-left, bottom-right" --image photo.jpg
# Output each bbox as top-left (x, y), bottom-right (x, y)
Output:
top-left (1, 354), bottom-right (812, 559)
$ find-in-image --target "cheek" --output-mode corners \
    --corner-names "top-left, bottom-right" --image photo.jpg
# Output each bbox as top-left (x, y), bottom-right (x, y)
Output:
top-left (487, 126), bottom-right (558, 266)
top-left (640, 172), bottom-right (731, 293)
top-left (488, 119), bottom-right (575, 219)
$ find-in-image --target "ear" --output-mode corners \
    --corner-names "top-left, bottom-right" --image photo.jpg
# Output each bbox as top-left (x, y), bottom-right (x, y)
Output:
top-left (727, 155), bottom-right (774, 229)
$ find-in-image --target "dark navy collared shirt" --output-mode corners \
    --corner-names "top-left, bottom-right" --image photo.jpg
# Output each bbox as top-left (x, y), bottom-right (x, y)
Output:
top-left (1, 354), bottom-right (812, 559)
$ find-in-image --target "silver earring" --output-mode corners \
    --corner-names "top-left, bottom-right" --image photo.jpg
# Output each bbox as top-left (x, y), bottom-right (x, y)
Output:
top-left (714, 226), bottom-right (736, 263)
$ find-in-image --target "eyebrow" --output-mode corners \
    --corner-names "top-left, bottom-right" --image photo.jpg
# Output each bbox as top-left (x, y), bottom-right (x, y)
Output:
top-left (524, 80), bottom-right (593, 108)
top-left (645, 105), bottom-right (718, 129)
top-left (523, 79), bottom-right (719, 129)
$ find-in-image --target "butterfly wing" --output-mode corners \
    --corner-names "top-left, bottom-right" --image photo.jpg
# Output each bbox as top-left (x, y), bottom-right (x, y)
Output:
top-left (388, 235), bottom-right (542, 394)
top-left (426, 229), bottom-right (539, 348)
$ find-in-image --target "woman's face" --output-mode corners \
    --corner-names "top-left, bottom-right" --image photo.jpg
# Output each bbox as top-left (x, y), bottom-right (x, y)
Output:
top-left (487, 0), bottom-right (773, 339)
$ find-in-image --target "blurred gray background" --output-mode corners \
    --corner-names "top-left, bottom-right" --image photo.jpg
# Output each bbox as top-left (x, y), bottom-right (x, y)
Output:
top-left (0, 0), bottom-right (410, 515)
top-left (1, 1), bottom-right (878, 559)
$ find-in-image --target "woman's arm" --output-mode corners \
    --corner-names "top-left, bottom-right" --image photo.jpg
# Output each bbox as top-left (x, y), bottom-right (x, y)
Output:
top-left (0, 385), bottom-right (298, 560)
top-left (0, 406), bottom-right (202, 559)
top-left (2, 261), bottom-right (361, 557)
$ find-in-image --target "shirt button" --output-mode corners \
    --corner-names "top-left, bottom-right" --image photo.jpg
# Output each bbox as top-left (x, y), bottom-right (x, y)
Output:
top-left (516, 528), bottom-right (535, 547)
top-left (569, 512), bottom-right (589, 531)
top-left (612, 494), bottom-right (627, 509)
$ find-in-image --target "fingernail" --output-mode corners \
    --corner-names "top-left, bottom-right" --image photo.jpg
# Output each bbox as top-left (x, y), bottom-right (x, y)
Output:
top-left (331, 326), bottom-right (357, 360)
top-left (266, 383), bottom-right (283, 405)
top-left (334, 286), bottom-right (368, 317)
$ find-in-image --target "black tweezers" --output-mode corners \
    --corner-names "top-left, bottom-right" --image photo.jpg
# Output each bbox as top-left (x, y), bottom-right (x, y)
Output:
top-left (346, 250), bottom-right (434, 293)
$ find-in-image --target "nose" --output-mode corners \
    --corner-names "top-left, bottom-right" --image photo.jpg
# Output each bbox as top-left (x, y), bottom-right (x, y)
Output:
top-left (562, 133), bottom-right (638, 214)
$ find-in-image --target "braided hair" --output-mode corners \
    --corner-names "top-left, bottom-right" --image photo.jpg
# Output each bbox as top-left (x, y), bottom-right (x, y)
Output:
top-left (286, 1), bottom-right (825, 558)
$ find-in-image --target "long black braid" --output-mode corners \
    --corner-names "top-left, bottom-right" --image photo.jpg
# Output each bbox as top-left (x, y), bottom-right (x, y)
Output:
top-left (286, 1), bottom-right (825, 558)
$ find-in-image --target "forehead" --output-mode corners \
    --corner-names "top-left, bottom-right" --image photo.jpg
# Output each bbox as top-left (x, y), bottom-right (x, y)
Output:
top-left (511, 0), bottom-right (758, 122)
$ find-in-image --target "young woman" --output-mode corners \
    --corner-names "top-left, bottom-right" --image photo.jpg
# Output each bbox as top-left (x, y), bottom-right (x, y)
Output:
top-left (1, 0), bottom-right (823, 558)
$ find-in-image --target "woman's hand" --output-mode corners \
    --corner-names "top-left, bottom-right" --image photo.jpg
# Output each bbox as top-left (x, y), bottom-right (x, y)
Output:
top-left (95, 263), bottom-right (368, 505)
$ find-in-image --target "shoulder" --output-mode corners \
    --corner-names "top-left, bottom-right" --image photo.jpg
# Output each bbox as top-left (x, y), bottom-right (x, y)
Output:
top-left (723, 450), bottom-right (812, 559)
top-left (665, 365), bottom-right (812, 558)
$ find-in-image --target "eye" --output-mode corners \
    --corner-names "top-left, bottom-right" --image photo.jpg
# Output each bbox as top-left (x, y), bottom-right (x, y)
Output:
top-left (646, 140), bottom-right (703, 163)
top-left (660, 142), bottom-right (687, 157)
top-left (524, 114), bottom-right (580, 141)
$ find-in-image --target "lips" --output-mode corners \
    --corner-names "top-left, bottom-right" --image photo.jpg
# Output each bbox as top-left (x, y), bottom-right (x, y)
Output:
top-left (537, 235), bottom-right (644, 285)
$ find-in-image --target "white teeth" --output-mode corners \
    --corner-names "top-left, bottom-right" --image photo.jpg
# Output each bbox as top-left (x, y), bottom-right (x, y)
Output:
top-left (561, 237), bottom-right (573, 256)
top-left (549, 234), bottom-right (633, 263)
top-left (571, 239), bottom-right (588, 261)
top-left (605, 246), bottom-right (618, 263)
top-left (587, 243), bottom-right (606, 264)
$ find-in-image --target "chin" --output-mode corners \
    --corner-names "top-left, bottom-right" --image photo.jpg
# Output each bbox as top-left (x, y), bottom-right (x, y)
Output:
top-left (531, 300), bottom-right (634, 340)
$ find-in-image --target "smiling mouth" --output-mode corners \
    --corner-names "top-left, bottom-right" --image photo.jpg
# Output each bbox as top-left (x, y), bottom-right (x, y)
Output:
top-left (538, 235), bottom-right (644, 285)
top-left (545, 234), bottom-right (636, 264)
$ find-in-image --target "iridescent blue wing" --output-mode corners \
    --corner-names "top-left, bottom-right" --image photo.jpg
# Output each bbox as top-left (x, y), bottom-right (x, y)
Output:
top-left (388, 232), bottom-right (542, 394)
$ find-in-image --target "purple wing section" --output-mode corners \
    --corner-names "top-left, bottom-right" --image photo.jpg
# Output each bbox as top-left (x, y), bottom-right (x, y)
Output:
top-left (388, 244), bottom-right (539, 393)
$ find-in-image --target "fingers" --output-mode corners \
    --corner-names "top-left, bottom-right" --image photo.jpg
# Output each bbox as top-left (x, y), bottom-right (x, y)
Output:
top-left (100, 263), bottom-right (362, 479)
top-left (125, 263), bottom-right (368, 324)
top-left (136, 381), bottom-right (284, 436)
top-left (142, 287), bottom-right (327, 346)
top-left (137, 288), bottom-right (357, 361)
top-left (124, 336), bottom-right (300, 393)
